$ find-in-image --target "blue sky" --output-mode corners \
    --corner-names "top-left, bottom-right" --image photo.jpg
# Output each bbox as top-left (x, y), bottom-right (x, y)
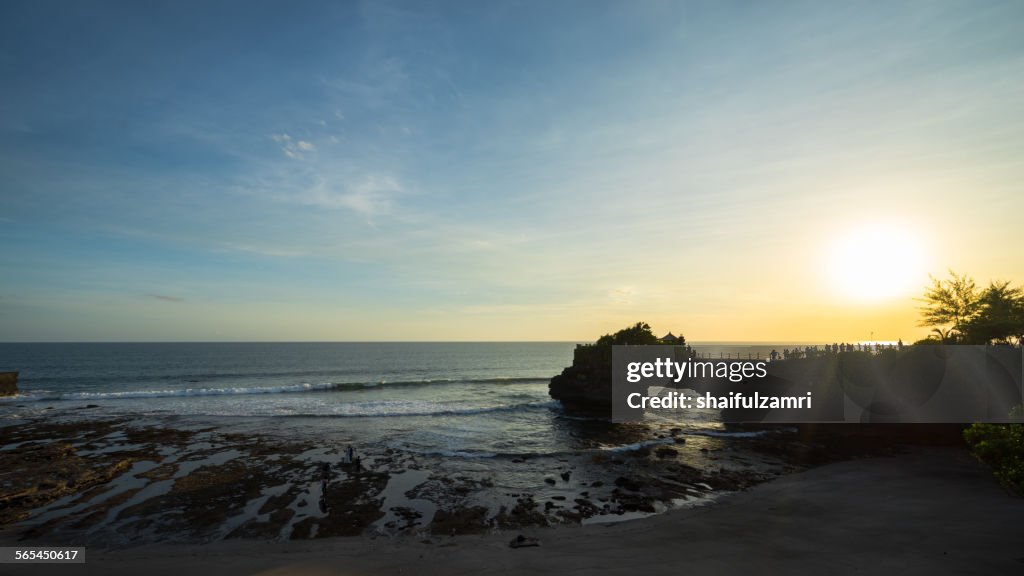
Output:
top-left (2, 1), bottom-right (1023, 341)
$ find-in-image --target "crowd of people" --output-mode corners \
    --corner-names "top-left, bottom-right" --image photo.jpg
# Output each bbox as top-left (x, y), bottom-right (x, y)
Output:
top-left (770, 340), bottom-right (905, 361)
top-left (677, 340), bottom-right (908, 362)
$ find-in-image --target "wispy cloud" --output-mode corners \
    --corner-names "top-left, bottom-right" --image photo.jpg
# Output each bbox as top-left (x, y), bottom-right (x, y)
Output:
top-left (149, 293), bottom-right (184, 303)
top-left (293, 174), bottom-right (404, 217)
top-left (272, 133), bottom-right (317, 159)
top-left (321, 57), bottom-right (410, 108)
top-left (608, 287), bottom-right (634, 305)
top-left (218, 243), bottom-right (309, 258)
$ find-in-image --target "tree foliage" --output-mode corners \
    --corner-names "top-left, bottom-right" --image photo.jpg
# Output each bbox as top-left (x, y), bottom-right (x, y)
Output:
top-left (918, 271), bottom-right (1024, 344)
top-left (964, 410), bottom-right (1024, 495)
top-left (595, 322), bottom-right (662, 346)
top-left (965, 281), bottom-right (1024, 345)
top-left (918, 270), bottom-right (980, 342)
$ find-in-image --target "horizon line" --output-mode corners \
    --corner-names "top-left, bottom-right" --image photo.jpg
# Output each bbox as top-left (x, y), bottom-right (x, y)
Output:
top-left (0, 339), bottom-right (887, 345)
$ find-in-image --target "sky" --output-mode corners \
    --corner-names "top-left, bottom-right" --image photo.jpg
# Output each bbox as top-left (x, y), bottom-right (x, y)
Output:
top-left (1, 0), bottom-right (1023, 342)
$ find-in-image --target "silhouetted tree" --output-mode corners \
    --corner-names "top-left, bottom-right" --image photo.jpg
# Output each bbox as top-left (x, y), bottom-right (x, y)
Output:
top-left (964, 281), bottom-right (1024, 345)
top-left (595, 322), bottom-right (662, 346)
top-left (918, 270), bottom-right (980, 343)
top-left (918, 271), bottom-right (1024, 345)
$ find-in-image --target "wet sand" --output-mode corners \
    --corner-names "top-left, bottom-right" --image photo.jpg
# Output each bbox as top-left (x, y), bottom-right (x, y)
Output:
top-left (4, 447), bottom-right (1021, 575)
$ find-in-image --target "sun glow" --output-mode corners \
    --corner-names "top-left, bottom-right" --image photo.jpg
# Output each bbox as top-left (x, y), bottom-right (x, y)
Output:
top-left (827, 223), bottom-right (926, 302)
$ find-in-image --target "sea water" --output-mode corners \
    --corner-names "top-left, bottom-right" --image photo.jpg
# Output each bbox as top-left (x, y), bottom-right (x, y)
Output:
top-left (0, 342), bottom-right (797, 454)
top-left (0, 342), bottom-right (802, 539)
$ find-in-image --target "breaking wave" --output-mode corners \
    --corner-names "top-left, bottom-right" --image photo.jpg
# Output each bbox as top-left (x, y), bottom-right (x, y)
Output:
top-left (10, 377), bottom-right (548, 403)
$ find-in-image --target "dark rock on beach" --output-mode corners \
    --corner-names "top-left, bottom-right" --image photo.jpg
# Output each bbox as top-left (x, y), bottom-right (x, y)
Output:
top-left (430, 506), bottom-right (490, 536)
top-left (0, 372), bottom-right (17, 397)
top-left (655, 446), bottom-right (677, 459)
top-left (0, 442), bottom-right (135, 525)
top-left (614, 476), bottom-right (642, 492)
top-left (493, 496), bottom-right (548, 529)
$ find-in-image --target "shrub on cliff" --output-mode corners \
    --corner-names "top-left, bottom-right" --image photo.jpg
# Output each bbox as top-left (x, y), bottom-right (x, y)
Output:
top-left (595, 322), bottom-right (662, 346)
top-left (964, 408), bottom-right (1024, 495)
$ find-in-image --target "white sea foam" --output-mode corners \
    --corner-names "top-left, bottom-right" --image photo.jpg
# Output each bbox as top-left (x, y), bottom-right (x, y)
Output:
top-left (6, 376), bottom-right (549, 404)
top-left (397, 447), bottom-right (501, 459)
top-left (275, 399), bottom-right (559, 418)
top-left (600, 437), bottom-right (675, 452)
top-left (0, 393), bottom-right (45, 403)
top-left (686, 429), bottom-right (771, 438)
top-left (62, 382), bottom-right (340, 400)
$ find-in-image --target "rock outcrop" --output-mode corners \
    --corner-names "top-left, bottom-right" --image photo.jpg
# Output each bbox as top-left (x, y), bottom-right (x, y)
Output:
top-left (548, 345), bottom-right (613, 415)
top-left (0, 372), bottom-right (17, 397)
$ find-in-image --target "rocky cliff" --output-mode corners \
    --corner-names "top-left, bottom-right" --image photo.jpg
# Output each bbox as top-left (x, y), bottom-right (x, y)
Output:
top-left (0, 372), bottom-right (18, 397)
top-left (548, 345), bottom-right (613, 415)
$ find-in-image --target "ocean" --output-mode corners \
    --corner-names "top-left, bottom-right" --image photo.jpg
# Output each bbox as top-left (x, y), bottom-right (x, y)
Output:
top-left (0, 342), bottom-right (804, 451)
top-left (0, 342), bottom-right (799, 540)
top-left (0, 342), bottom-right (582, 455)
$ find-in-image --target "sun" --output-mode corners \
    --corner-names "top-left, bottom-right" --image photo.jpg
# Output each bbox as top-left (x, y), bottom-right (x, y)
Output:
top-left (826, 223), bottom-right (926, 302)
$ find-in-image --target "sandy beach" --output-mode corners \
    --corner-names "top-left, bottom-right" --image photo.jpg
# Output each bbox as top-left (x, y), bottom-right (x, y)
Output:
top-left (4, 447), bottom-right (1020, 575)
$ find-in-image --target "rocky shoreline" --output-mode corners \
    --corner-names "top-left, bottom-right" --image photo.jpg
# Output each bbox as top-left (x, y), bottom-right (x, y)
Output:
top-left (0, 414), bottom-right (855, 546)
top-left (11, 447), bottom-right (1015, 576)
